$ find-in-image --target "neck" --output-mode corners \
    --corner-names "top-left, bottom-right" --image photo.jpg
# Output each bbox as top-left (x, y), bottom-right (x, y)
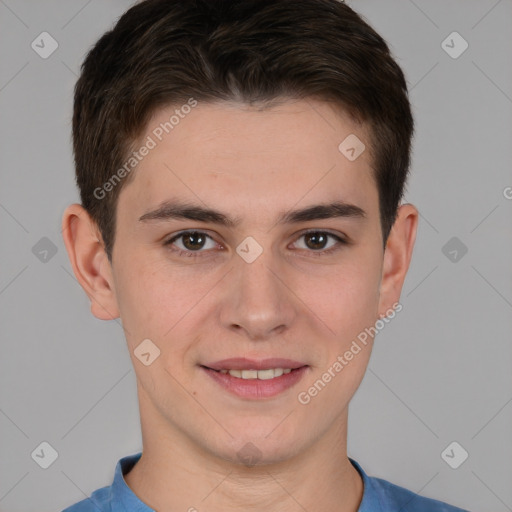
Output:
top-left (125, 389), bottom-right (363, 512)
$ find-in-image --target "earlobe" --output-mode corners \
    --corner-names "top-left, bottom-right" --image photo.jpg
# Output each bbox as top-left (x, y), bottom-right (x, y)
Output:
top-left (61, 203), bottom-right (120, 320)
top-left (377, 203), bottom-right (418, 317)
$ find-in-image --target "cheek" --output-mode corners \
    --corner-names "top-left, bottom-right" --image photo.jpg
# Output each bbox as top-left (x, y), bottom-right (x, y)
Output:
top-left (112, 258), bottom-right (180, 343)
top-left (113, 256), bottom-right (218, 353)
top-left (311, 258), bottom-right (381, 341)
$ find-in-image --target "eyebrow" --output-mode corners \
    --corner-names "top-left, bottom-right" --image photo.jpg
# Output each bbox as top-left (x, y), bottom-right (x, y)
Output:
top-left (138, 199), bottom-right (366, 227)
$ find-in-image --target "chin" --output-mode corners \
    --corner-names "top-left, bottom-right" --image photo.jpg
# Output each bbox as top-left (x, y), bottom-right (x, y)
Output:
top-left (204, 423), bottom-right (306, 467)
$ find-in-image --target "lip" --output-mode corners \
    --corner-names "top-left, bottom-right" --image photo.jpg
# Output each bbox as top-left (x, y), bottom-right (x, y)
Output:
top-left (204, 357), bottom-right (306, 371)
top-left (201, 358), bottom-right (309, 399)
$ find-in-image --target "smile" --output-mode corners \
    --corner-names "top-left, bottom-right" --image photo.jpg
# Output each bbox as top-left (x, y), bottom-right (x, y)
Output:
top-left (201, 359), bottom-right (309, 399)
top-left (215, 368), bottom-right (293, 379)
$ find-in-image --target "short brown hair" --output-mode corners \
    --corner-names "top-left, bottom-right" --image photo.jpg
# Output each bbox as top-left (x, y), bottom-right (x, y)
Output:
top-left (73, 0), bottom-right (414, 261)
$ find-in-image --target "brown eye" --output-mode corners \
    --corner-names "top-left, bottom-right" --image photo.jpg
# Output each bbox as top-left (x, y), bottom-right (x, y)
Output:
top-left (304, 232), bottom-right (329, 250)
top-left (164, 229), bottom-right (347, 259)
top-left (180, 231), bottom-right (207, 251)
top-left (293, 230), bottom-right (346, 254)
top-left (164, 230), bottom-right (217, 257)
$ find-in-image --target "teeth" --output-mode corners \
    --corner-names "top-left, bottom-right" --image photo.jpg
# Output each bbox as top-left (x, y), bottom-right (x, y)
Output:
top-left (256, 369), bottom-right (275, 380)
top-left (222, 368), bottom-right (294, 379)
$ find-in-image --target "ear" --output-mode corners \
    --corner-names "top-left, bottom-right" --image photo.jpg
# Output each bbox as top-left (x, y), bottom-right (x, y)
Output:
top-left (61, 204), bottom-right (120, 320)
top-left (377, 203), bottom-right (418, 317)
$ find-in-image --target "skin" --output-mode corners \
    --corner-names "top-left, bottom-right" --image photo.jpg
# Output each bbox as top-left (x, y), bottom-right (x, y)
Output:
top-left (62, 98), bottom-right (418, 512)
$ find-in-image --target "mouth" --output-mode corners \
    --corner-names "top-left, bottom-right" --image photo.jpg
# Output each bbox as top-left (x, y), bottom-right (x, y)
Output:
top-left (200, 358), bottom-right (309, 399)
top-left (206, 367), bottom-right (295, 379)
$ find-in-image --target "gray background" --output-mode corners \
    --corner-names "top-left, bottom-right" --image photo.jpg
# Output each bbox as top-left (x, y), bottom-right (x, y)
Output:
top-left (1, 1), bottom-right (511, 511)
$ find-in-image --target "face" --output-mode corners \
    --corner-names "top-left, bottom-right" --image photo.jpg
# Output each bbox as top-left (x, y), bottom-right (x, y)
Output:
top-left (75, 99), bottom-right (413, 465)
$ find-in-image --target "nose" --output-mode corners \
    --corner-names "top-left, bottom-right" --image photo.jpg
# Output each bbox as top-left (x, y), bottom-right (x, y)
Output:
top-left (219, 248), bottom-right (297, 342)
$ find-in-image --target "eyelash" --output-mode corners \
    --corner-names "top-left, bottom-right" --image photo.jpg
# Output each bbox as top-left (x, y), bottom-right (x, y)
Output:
top-left (163, 229), bottom-right (348, 258)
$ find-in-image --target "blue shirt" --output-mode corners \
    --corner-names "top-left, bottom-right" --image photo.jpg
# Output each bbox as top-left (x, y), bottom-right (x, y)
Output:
top-left (62, 452), bottom-right (470, 511)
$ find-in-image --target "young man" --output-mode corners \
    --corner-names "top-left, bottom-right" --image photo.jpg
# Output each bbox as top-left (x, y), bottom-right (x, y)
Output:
top-left (61, 0), bottom-right (470, 510)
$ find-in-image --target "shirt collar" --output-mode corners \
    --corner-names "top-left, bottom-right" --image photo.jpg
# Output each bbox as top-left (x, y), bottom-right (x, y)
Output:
top-left (111, 452), bottom-right (153, 511)
top-left (349, 457), bottom-right (385, 512)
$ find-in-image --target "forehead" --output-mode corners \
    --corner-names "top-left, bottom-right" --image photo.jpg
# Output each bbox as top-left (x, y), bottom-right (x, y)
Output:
top-left (118, 98), bottom-right (378, 223)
